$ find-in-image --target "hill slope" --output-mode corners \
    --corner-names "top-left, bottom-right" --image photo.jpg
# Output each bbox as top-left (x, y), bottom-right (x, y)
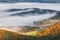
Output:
top-left (0, 21), bottom-right (60, 40)
top-left (0, 29), bottom-right (26, 40)
top-left (37, 22), bottom-right (60, 36)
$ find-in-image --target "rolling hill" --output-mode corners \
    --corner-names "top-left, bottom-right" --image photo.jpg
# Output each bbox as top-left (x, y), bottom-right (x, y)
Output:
top-left (37, 22), bottom-right (60, 36)
top-left (0, 21), bottom-right (60, 40)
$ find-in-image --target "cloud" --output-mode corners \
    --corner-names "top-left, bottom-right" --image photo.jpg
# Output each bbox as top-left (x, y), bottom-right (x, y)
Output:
top-left (0, 12), bottom-right (57, 26)
top-left (0, 12), bottom-right (57, 34)
top-left (0, 2), bottom-right (58, 26)
top-left (0, 2), bottom-right (58, 33)
top-left (0, 3), bottom-right (60, 11)
top-left (0, 3), bottom-right (60, 26)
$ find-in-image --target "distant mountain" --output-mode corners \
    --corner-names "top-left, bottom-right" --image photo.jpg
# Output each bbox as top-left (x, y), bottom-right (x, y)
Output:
top-left (7, 8), bottom-right (56, 16)
top-left (0, 0), bottom-right (60, 3)
top-left (7, 8), bottom-right (60, 19)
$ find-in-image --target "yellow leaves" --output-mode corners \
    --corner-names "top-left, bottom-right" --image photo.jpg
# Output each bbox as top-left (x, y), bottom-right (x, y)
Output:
top-left (37, 22), bottom-right (60, 36)
top-left (22, 22), bottom-right (60, 37)
top-left (0, 30), bottom-right (21, 39)
top-left (25, 31), bottom-right (37, 36)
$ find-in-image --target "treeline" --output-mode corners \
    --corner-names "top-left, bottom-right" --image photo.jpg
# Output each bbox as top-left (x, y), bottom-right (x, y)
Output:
top-left (0, 29), bottom-right (60, 40)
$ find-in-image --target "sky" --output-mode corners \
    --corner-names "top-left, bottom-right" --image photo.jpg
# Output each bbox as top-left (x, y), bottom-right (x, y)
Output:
top-left (0, 0), bottom-right (60, 3)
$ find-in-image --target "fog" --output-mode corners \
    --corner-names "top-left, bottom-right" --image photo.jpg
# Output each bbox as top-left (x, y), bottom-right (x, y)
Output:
top-left (0, 2), bottom-right (59, 33)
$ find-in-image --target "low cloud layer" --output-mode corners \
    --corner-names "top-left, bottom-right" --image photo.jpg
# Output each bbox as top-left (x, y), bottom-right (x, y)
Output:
top-left (0, 2), bottom-right (59, 26)
top-left (0, 3), bottom-right (58, 33)
top-left (0, 13), bottom-right (57, 26)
